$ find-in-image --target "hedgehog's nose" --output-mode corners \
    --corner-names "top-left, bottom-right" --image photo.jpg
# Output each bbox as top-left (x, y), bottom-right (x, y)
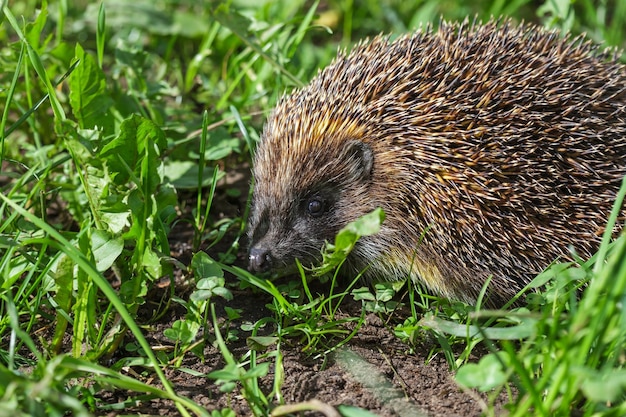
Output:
top-left (249, 247), bottom-right (273, 273)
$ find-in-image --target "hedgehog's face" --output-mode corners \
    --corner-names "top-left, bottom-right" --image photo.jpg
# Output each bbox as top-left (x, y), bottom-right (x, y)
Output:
top-left (247, 138), bottom-right (375, 275)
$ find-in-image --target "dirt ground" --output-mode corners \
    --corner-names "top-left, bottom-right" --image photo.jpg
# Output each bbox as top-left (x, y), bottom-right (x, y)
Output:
top-left (96, 167), bottom-right (507, 417)
top-left (100, 297), bottom-right (502, 417)
top-left (99, 285), bottom-right (506, 416)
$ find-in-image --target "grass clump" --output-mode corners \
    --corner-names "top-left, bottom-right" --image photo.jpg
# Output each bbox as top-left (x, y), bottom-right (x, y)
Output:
top-left (453, 179), bottom-right (626, 416)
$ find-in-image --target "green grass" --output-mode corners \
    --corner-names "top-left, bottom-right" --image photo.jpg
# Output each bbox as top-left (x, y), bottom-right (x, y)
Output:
top-left (1, 0), bottom-right (625, 416)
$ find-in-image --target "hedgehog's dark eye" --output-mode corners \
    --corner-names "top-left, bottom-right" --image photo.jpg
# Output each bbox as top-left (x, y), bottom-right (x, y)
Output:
top-left (306, 197), bottom-right (325, 217)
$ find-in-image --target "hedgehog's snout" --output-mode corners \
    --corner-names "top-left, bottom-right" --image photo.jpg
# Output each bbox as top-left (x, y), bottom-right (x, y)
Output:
top-left (248, 246), bottom-right (273, 273)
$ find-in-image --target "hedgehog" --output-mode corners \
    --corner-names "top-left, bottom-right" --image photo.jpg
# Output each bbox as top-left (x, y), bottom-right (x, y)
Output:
top-left (246, 18), bottom-right (626, 306)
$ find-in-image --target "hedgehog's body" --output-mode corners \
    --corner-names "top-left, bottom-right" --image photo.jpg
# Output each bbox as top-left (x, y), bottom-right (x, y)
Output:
top-left (247, 19), bottom-right (626, 305)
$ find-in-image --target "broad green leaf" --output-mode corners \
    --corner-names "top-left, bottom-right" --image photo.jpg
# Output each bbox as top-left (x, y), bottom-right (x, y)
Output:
top-left (69, 44), bottom-right (113, 131)
top-left (344, 207), bottom-right (386, 237)
top-left (119, 278), bottom-right (148, 305)
top-left (155, 183), bottom-right (178, 226)
top-left (191, 252), bottom-right (224, 280)
top-left (351, 287), bottom-right (376, 302)
top-left (224, 306), bottom-right (241, 320)
top-left (246, 336), bottom-right (278, 350)
top-left (100, 205), bottom-right (131, 235)
top-left (335, 208), bottom-right (385, 251)
top-left (124, 189), bottom-right (146, 241)
top-left (218, 382), bottom-right (237, 393)
top-left (163, 160), bottom-right (223, 189)
top-left (580, 368), bottom-right (626, 402)
top-left (455, 353), bottom-right (508, 391)
top-left (208, 364), bottom-right (243, 381)
top-left (190, 276), bottom-right (232, 302)
top-left (202, 129), bottom-right (241, 160)
top-left (211, 409), bottom-right (236, 417)
top-left (419, 314), bottom-right (537, 340)
top-left (190, 289), bottom-right (213, 303)
top-left (313, 208), bottom-right (385, 276)
top-left (163, 320), bottom-right (199, 344)
top-left (51, 254), bottom-right (74, 353)
top-left (2, 254), bottom-right (29, 289)
top-left (197, 277), bottom-right (223, 290)
top-left (243, 362), bottom-right (270, 379)
top-left (529, 262), bottom-right (586, 289)
top-left (211, 286), bottom-right (233, 301)
top-left (90, 229), bottom-right (123, 272)
top-left (142, 247), bottom-right (163, 281)
top-left (373, 283), bottom-right (395, 302)
top-left (100, 114), bottom-right (166, 187)
top-left (24, 1), bottom-right (49, 50)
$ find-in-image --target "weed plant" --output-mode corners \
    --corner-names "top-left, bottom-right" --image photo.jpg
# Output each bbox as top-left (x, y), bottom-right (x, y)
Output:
top-left (0, 1), bottom-right (625, 416)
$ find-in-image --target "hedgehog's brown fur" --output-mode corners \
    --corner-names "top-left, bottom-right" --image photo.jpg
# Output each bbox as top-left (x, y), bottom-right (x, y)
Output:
top-left (247, 18), bottom-right (626, 305)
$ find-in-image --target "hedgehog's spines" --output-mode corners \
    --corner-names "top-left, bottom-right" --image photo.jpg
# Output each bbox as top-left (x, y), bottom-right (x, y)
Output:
top-left (248, 18), bottom-right (626, 305)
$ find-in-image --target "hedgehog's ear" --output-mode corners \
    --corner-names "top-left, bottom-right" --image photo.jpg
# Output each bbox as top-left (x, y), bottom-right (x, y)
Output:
top-left (343, 140), bottom-right (374, 181)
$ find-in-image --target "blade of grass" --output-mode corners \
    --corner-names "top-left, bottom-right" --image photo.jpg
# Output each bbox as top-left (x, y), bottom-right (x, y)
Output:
top-left (2, 59), bottom-right (80, 139)
top-left (3, 6), bottom-right (66, 122)
top-left (593, 176), bottom-right (626, 275)
top-left (0, 40), bottom-right (25, 163)
top-left (96, 2), bottom-right (106, 69)
top-left (287, 0), bottom-right (321, 57)
top-left (0, 0), bottom-right (6, 26)
top-left (55, 0), bottom-right (67, 46)
top-left (194, 111), bottom-right (220, 250)
top-left (3, 289), bottom-right (43, 369)
top-left (210, 302), bottom-right (267, 416)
